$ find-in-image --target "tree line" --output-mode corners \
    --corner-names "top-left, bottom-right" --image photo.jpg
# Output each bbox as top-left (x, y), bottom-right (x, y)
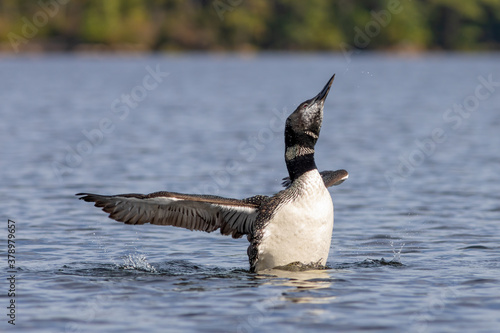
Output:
top-left (1, 0), bottom-right (499, 52)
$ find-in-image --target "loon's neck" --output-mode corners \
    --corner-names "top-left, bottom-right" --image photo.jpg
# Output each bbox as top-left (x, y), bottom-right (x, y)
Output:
top-left (284, 113), bottom-right (321, 183)
top-left (284, 129), bottom-right (318, 182)
top-left (285, 152), bottom-right (317, 182)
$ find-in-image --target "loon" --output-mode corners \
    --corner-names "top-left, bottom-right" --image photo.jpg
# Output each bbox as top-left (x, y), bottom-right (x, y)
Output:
top-left (77, 74), bottom-right (348, 272)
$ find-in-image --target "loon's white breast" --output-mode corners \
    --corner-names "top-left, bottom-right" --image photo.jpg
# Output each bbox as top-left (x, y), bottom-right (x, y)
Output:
top-left (254, 169), bottom-right (334, 271)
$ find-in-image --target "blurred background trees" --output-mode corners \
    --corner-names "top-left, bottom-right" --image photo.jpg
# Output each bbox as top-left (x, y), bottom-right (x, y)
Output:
top-left (1, 0), bottom-right (499, 52)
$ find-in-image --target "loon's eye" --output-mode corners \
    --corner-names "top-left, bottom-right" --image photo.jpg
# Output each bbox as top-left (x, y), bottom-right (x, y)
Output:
top-left (302, 103), bottom-right (308, 108)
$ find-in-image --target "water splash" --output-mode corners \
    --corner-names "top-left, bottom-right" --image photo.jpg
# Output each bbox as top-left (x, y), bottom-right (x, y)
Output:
top-left (120, 254), bottom-right (158, 273)
top-left (390, 241), bottom-right (405, 263)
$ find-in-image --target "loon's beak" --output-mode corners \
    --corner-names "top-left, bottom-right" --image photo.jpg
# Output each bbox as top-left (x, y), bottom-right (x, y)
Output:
top-left (313, 74), bottom-right (335, 103)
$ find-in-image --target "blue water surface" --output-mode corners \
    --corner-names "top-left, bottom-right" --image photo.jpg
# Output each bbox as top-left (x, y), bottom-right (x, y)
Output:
top-left (1, 52), bottom-right (499, 332)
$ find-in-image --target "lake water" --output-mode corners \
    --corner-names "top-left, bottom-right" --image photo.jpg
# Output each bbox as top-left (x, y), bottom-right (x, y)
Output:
top-left (1, 53), bottom-right (499, 332)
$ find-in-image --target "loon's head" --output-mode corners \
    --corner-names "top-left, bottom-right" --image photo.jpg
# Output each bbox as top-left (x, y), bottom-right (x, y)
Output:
top-left (285, 74), bottom-right (335, 160)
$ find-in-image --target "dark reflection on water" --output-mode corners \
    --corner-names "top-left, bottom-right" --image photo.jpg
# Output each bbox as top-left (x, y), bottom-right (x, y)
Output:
top-left (1, 53), bottom-right (500, 332)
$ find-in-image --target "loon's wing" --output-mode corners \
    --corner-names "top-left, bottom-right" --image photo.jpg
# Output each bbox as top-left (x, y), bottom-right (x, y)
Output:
top-left (281, 169), bottom-right (349, 188)
top-left (77, 192), bottom-right (266, 239)
top-left (319, 169), bottom-right (349, 187)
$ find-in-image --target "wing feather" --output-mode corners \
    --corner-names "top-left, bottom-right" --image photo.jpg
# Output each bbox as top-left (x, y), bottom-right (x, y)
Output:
top-left (77, 191), bottom-right (264, 239)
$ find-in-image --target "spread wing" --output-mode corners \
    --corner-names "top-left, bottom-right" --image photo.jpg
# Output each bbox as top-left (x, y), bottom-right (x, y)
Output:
top-left (282, 169), bottom-right (349, 188)
top-left (77, 191), bottom-right (267, 239)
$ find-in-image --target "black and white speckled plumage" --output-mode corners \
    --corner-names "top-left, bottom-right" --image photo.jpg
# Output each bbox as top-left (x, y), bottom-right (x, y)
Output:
top-left (77, 74), bottom-right (348, 272)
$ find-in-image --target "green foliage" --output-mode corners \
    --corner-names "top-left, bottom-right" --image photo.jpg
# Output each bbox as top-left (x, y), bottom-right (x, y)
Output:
top-left (0, 0), bottom-right (498, 51)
